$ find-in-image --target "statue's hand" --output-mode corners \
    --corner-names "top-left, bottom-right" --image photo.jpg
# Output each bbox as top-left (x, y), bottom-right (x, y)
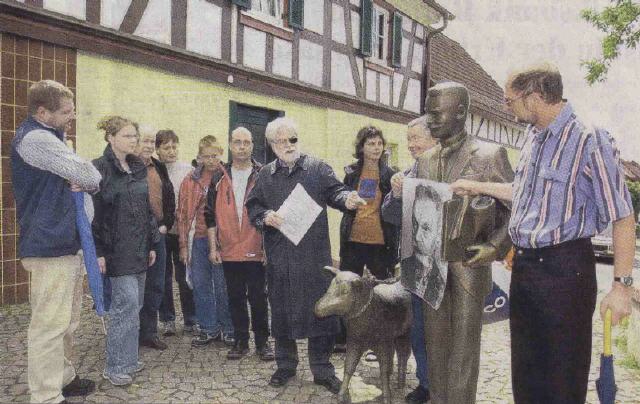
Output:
top-left (464, 242), bottom-right (497, 267)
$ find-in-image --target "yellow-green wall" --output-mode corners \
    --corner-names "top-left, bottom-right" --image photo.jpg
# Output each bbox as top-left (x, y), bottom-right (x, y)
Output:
top-left (76, 52), bottom-right (411, 258)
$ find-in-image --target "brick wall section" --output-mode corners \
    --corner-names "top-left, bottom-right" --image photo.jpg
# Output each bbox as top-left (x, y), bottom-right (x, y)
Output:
top-left (0, 32), bottom-right (76, 305)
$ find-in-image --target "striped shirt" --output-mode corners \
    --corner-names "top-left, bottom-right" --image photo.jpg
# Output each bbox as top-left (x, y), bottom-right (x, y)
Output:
top-left (509, 103), bottom-right (633, 248)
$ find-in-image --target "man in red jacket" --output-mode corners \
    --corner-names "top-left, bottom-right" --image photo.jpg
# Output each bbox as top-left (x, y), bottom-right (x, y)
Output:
top-left (204, 127), bottom-right (274, 361)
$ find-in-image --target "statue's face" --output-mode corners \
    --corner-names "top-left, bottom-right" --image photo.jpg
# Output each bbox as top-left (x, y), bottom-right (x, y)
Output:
top-left (425, 90), bottom-right (465, 140)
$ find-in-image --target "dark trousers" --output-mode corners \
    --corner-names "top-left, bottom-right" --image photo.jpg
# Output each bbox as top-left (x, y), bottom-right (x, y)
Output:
top-left (275, 335), bottom-right (336, 379)
top-left (140, 234), bottom-right (166, 340)
top-left (510, 238), bottom-right (597, 404)
top-left (159, 233), bottom-right (196, 326)
top-left (411, 294), bottom-right (429, 389)
top-left (340, 242), bottom-right (392, 279)
top-left (222, 261), bottom-right (270, 347)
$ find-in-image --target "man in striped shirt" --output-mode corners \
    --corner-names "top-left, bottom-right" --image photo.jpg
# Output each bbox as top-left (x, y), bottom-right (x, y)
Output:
top-left (451, 64), bottom-right (635, 404)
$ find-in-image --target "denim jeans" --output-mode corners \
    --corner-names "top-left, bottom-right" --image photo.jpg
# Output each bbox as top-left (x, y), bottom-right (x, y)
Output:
top-left (105, 272), bottom-right (146, 376)
top-left (411, 294), bottom-right (429, 389)
top-left (159, 233), bottom-right (196, 326)
top-left (140, 234), bottom-right (166, 340)
top-left (191, 237), bottom-right (233, 335)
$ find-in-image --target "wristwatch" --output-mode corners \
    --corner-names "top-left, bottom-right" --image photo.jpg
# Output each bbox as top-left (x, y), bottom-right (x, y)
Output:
top-left (613, 276), bottom-right (634, 287)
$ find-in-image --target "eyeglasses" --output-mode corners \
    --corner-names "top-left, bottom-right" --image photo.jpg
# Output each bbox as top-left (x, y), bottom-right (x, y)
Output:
top-left (271, 137), bottom-right (298, 146)
top-left (504, 93), bottom-right (528, 107)
top-left (231, 139), bottom-right (253, 147)
top-left (199, 154), bottom-right (219, 161)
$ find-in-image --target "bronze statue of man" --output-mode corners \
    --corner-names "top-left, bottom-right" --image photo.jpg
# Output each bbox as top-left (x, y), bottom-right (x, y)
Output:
top-left (415, 82), bottom-right (514, 404)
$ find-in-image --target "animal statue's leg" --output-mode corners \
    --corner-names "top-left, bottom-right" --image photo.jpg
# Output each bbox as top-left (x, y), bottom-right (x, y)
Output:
top-left (376, 345), bottom-right (394, 404)
top-left (338, 343), bottom-right (365, 403)
top-left (395, 334), bottom-right (411, 388)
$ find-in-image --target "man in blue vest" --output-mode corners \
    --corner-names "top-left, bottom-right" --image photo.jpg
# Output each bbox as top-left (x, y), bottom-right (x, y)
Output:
top-left (11, 80), bottom-right (102, 403)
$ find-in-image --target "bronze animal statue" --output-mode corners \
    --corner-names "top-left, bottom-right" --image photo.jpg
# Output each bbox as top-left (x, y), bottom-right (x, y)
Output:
top-left (314, 266), bottom-right (412, 403)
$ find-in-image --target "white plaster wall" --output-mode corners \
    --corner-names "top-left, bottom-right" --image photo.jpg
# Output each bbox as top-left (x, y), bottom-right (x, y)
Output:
top-left (298, 39), bottom-right (323, 87)
top-left (331, 4), bottom-right (346, 45)
top-left (101, 0), bottom-right (131, 30)
top-left (401, 37), bottom-right (409, 67)
top-left (380, 73), bottom-right (391, 105)
top-left (415, 24), bottom-right (424, 40)
top-left (243, 27), bottom-right (266, 71)
top-left (272, 38), bottom-right (293, 78)
top-left (401, 13), bottom-right (412, 32)
top-left (186, 0), bottom-right (222, 59)
top-left (412, 42), bottom-right (423, 73)
top-left (393, 72), bottom-right (403, 107)
top-left (331, 51), bottom-right (356, 96)
top-left (356, 56), bottom-right (364, 87)
top-left (350, 0), bottom-right (360, 6)
top-left (43, 0), bottom-right (86, 20)
top-left (304, 0), bottom-right (324, 35)
top-left (135, 0), bottom-right (172, 45)
top-left (404, 78), bottom-right (421, 113)
top-left (351, 11), bottom-right (360, 49)
top-left (366, 69), bottom-right (377, 101)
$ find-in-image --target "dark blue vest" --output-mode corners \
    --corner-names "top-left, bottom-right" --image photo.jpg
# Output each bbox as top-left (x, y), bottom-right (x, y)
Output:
top-left (11, 117), bottom-right (80, 257)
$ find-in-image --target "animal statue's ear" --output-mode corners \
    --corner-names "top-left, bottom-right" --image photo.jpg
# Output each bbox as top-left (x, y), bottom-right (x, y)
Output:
top-left (351, 277), bottom-right (364, 289)
top-left (323, 266), bottom-right (340, 277)
top-left (363, 266), bottom-right (373, 278)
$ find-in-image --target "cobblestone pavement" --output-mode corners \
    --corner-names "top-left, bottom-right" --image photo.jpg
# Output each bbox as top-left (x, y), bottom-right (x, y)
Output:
top-left (1, 287), bottom-right (639, 403)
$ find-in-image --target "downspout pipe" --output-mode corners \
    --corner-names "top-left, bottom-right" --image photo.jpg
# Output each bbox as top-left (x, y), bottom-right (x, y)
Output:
top-left (421, 4), bottom-right (452, 113)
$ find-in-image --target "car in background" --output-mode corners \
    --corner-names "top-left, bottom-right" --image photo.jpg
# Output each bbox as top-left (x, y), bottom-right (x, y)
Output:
top-left (592, 226), bottom-right (614, 261)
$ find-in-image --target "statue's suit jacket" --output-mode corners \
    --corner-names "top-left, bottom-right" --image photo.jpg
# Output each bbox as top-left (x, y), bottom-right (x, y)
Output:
top-left (415, 132), bottom-right (514, 404)
top-left (416, 133), bottom-right (514, 298)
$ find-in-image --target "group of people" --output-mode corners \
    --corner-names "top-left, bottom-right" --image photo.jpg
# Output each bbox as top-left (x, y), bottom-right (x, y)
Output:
top-left (11, 60), bottom-right (635, 404)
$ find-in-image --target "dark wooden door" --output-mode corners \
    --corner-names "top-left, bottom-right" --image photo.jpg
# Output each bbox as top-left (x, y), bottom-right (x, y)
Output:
top-left (229, 102), bottom-right (284, 165)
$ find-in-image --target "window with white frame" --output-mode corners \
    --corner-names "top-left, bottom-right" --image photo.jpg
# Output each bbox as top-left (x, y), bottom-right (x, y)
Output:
top-left (371, 5), bottom-right (388, 63)
top-left (249, 0), bottom-right (284, 26)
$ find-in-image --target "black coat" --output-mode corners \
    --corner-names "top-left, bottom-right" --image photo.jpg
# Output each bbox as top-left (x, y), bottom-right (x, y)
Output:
top-left (92, 145), bottom-right (159, 277)
top-left (150, 156), bottom-right (176, 229)
top-left (339, 161), bottom-right (399, 269)
top-left (246, 154), bottom-right (350, 339)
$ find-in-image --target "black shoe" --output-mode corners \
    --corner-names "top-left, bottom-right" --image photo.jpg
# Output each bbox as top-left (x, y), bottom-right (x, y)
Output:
top-left (269, 369), bottom-right (296, 387)
top-left (191, 331), bottom-right (221, 347)
top-left (256, 342), bottom-right (275, 361)
top-left (62, 376), bottom-right (95, 397)
top-left (333, 343), bottom-right (347, 353)
top-left (314, 375), bottom-right (342, 394)
top-left (139, 336), bottom-right (168, 350)
top-left (405, 385), bottom-right (430, 404)
top-left (227, 340), bottom-right (249, 360)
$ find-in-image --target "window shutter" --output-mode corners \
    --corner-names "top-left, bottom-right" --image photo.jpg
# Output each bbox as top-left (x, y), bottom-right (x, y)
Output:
top-left (288, 0), bottom-right (304, 30)
top-left (230, 0), bottom-right (251, 9)
top-left (391, 12), bottom-right (403, 67)
top-left (360, 0), bottom-right (373, 57)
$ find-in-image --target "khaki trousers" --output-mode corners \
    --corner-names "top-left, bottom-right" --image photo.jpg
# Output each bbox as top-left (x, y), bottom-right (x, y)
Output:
top-left (22, 254), bottom-right (84, 404)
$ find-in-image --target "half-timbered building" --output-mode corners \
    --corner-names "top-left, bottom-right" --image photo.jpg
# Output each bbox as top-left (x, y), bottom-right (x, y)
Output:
top-left (0, 0), bottom-right (522, 304)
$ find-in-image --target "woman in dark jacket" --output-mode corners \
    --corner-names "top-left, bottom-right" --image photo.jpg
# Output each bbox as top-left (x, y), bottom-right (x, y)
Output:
top-left (339, 126), bottom-right (398, 279)
top-left (92, 116), bottom-right (158, 386)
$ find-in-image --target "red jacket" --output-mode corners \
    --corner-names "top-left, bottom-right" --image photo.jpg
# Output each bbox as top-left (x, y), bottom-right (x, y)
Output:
top-left (204, 161), bottom-right (263, 262)
top-left (176, 164), bottom-right (216, 251)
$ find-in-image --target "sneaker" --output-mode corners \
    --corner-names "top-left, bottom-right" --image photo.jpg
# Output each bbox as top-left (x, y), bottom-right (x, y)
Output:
top-left (133, 361), bottom-right (145, 373)
top-left (184, 323), bottom-right (200, 335)
top-left (364, 351), bottom-right (377, 362)
top-left (162, 321), bottom-right (176, 336)
top-left (256, 342), bottom-right (275, 361)
top-left (313, 375), bottom-right (342, 394)
top-left (102, 371), bottom-right (133, 386)
top-left (222, 332), bottom-right (235, 346)
top-left (62, 376), bottom-right (95, 397)
top-left (191, 330), bottom-right (220, 347)
top-left (405, 385), bottom-right (430, 404)
top-left (226, 340), bottom-right (249, 360)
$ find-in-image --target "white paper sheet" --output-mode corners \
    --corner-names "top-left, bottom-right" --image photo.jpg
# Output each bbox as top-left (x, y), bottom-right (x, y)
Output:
top-left (276, 183), bottom-right (322, 246)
